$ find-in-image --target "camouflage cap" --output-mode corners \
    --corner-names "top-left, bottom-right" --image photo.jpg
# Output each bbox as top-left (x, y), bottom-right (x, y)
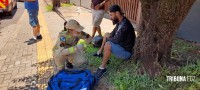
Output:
top-left (65, 19), bottom-right (84, 32)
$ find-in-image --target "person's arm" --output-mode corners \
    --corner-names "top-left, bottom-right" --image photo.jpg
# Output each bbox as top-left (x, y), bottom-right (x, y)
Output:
top-left (61, 39), bottom-right (87, 55)
top-left (80, 31), bottom-right (92, 44)
top-left (107, 26), bottom-right (127, 44)
top-left (95, 0), bottom-right (109, 10)
top-left (99, 0), bottom-right (109, 7)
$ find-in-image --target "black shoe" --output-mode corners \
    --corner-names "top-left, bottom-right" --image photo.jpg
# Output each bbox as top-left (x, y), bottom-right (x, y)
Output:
top-left (94, 68), bottom-right (107, 79)
top-left (93, 53), bottom-right (103, 58)
top-left (24, 37), bottom-right (35, 43)
top-left (28, 37), bottom-right (35, 41)
top-left (27, 38), bottom-right (38, 45)
top-left (37, 35), bottom-right (42, 40)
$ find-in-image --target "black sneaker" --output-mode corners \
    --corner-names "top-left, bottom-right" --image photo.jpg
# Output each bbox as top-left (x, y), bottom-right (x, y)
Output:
top-left (37, 35), bottom-right (42, 40)
top-left (94, 68), bottom-right (107, 79)
top-left (93, 53), bottom-right (103, 58)
top-left (24, 38), bottom-right (35, 43)
top-left (27, 38), bottom-right (38, 45)
top-left (28, 38), bottom-right (35, 41)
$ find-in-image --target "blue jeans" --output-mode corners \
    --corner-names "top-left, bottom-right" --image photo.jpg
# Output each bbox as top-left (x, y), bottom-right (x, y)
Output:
top-left (108, 41), bottom-right (132, 60)
top-left (28, 10), bottom-right (39, 27)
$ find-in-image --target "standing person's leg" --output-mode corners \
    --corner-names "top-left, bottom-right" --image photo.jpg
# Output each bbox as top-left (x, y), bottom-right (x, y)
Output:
top-left (27, 10), bottom-right (41, 45)
top-left (92, 27), bottom-right (97, 38)
top-left (92, 10), bottom-right (97, 38)
top-left (97, 26), bottom-right (102, 37)
top-left (92, 10), bottom-right (104, 38)
top-left (28, 10), bottom-right (38, 40)
top-left (34, 10), bottom-right (42, 40)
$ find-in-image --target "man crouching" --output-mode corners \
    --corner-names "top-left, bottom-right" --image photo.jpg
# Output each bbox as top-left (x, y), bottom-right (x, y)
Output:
top-left (53, 19), bottom-right (92, 71)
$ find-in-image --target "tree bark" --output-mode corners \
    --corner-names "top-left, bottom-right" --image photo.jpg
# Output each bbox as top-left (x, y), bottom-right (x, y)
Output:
top-left (52, 0), bottom-right (61, 10)
top-left (135, 0), bottom-right (195, 76)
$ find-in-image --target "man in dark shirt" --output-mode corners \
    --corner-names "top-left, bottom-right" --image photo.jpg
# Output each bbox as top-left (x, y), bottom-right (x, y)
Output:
top-left (94, 5), bottom-right (136, 79)
top-left (91, 0), bottom-right (109, 38)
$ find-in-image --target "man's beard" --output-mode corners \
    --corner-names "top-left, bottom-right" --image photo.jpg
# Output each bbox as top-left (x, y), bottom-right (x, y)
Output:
top-left (112, 17), bottom-right (119, 25)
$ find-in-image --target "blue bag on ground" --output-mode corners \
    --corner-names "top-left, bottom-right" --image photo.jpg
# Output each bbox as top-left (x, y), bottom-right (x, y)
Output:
top-left (47, 69), bottom-right (96, 90)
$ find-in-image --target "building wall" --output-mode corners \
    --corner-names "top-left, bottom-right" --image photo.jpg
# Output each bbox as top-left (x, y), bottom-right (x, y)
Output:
top-left (108, 0), bottom-right (140, 23)
top-left (70, 0), bottom-right (81, 6)
top-left (70, 0), bottom-right (91, 9)
top-left (80, 0), bottom-right (91, 9)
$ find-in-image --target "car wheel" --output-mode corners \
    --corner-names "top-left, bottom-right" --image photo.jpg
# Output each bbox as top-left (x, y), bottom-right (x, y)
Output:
top-left (8, 9), bottom-right (13, 16)
top-left (14, 3), bottom-right (17, 9)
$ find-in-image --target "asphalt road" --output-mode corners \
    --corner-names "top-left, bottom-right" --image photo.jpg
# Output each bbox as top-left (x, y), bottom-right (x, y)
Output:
top-left (177, 0), bottom-right (200, 43)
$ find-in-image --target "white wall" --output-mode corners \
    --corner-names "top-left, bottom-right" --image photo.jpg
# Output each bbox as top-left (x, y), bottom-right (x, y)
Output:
top-left (70, 0), bottom-right (81, 6)
top-left (70, 0), bottom-right (91, 9)
top-left (80, 0), bottom-right (91, 9)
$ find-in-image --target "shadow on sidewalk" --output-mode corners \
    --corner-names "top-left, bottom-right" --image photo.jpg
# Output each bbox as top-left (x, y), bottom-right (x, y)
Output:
top-left (8, 58), bottom-right (55, 90)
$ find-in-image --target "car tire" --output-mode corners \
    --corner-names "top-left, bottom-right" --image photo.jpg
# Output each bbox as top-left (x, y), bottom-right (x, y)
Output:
top-left (14, 3), bottom-right (17, 9)
top-left (8, 9), bottom-right (13, 16)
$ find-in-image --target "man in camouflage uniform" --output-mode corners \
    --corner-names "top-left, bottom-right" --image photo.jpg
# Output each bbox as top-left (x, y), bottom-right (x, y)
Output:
top-left (53, 19), bottom-right (92, 71)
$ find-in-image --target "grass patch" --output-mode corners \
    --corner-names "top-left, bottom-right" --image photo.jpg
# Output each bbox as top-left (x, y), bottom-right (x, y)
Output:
top-left (172, 38), bottom-right (200, 58)
top-left (45, 3), bottom-right (73, 12)
top-left (61, 3), bottom-right (73, 7)
top-left (85, 38), bottom-right (200, 90)
top-left (46, 5), bottom-right (53, 12)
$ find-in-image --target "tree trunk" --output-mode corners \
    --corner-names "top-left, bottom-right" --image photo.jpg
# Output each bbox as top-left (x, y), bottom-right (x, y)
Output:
top-left (52, 0), bottom-right (61, 10)
top-left (135, 0), bottom-right (195, 76)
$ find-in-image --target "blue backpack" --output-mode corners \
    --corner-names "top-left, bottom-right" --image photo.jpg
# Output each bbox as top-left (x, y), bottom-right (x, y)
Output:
top-left (47, 69), bottom-right (96, 90)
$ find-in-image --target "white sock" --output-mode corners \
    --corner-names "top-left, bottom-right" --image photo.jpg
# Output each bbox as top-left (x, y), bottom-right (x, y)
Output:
top-left (99, 66), bottom-right (105, 69)
top-left (37, 33), bottom-right (41, 36)
top-left (97, 51), bottom-right (101, 55)
top-left (33, 36), bottom-right (37, 40)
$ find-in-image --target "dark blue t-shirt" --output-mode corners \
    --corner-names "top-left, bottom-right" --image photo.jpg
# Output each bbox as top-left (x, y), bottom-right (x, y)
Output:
top-left (25, 0), bottom-right (39, 10)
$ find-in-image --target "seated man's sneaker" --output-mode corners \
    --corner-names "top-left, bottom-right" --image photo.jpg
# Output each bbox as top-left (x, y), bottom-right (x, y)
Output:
top-left (37, 35), bottom-right (43, 40)
top-left (94, 68), bottom-right (107, 79)
top-left (93, 53), bottom-right (103, 58)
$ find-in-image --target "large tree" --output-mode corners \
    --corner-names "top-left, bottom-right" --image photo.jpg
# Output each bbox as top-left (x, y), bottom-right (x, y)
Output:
top-left (52, 0), bottom-right (61, 10)
top-left (135, 0), bottom-right (196, 76)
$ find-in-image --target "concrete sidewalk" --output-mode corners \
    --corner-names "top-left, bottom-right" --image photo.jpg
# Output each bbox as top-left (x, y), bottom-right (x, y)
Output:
top-left (0, 10), bottom-right (38, 90)
top-left (0, 0), bottom-right (55, 89)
